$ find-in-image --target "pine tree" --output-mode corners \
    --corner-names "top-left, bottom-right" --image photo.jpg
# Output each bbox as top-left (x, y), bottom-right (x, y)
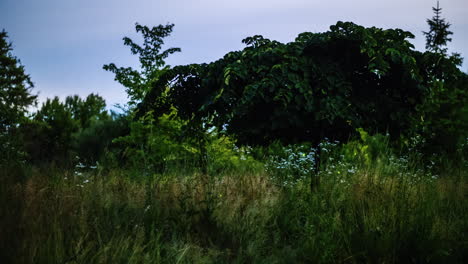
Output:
top-left (423, 1), bottom-right (453, 54)
top-left (0, 30), bottom-right (37, 129)
top-left (0, 30), bottom-right (37, 162)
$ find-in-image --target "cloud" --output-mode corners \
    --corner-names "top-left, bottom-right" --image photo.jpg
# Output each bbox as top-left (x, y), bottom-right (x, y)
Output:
top-left (1, 0), bottom-right (467, 106)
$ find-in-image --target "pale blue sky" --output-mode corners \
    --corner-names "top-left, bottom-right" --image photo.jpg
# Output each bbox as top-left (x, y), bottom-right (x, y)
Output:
top-left (1, 0), bottom-right (467, 108)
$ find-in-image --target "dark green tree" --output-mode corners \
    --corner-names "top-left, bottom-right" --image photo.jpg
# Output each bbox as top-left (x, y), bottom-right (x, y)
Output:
top-left (141, 22), bottom-right (423, 146)
top-left (0, 30), bottom-right (37, 128)
top-left (139, 22), bottom-right (427, 180)
top-left (103, 23), bottom-right (180, 106)
top-left (22, 94), bottom-right (111, 166)
top-left (72, 112), bottom-right (129, 166)
top-left (415, 2), bottom-right (467, 160)
top-left (28, 97), bottom-right (79, 165)
top-left (423, 1), bottom-right (453, 55)
top-left (0, 30), bottom-right (37, 162)
top-left (65, 93), bottom-right (108, 128)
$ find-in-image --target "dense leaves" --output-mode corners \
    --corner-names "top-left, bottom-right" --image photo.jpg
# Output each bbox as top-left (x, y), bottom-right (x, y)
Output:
top-left (20, 94), bottom-right (113, 166)
top-left (1, 17), bottom-right (466, 169)
top-left (141, 22), bottom-right (433, 146)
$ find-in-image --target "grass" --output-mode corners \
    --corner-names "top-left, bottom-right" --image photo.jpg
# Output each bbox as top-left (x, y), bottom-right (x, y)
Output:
top-left (1, 153), bottom-right (467, 263)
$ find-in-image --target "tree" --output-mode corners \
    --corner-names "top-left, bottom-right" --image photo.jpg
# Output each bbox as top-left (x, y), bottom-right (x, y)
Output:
top-left (28, 97), bottom-right (79, 165)
top-left (138, 22), bottom-right (428, 181)
top-left (423, 1), bottom-right (453, 55)
top-left (141, 22), bottom-right (423, 146)
top-left (72, 112), bottom-right (129, 166)
top-left (64, 93), bottom-right (108, 128)
top-left (103, 23), bottom-right (180, 107)
top-left (103, 23), bottom-right (208, 173)
top-left (22, 94), bottom-right (111, 166)
top-left (416, 2), bottom-right (467, 159)
top-left (0, 30), bottom-right (37, 162)
top-left (0, 30), bottom-right (37, 129)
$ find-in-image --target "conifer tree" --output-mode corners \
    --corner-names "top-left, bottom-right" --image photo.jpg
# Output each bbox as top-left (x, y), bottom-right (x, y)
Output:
top-left (0, 30), bottom-right (37, 162)
top-left (0, 30), bottom-right (37, 129)
top-left (423, 1), bottom-right (453, 54)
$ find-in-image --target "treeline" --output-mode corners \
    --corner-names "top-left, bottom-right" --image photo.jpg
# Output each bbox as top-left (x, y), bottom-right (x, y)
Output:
top-left (1, 14), bottom-right (467, 172)
top-left (18, 94), bottom-right (128, 166)
top-left (139, 22), bottom-right (467, 156)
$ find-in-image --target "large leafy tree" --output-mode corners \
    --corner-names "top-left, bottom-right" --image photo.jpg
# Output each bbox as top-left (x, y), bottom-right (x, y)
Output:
top-left (0, 30), bottom-right (37, 129)
top-left (138, 21), bottom-right (465, 170)
top-left (141, 22), bottom-right (424, 146)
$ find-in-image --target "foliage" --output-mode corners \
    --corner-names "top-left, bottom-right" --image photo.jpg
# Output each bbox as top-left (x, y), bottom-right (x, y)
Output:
top-left (264, 131), bottom-right (391, 187)
top-left (341, 128), bottom-right (390, 167)
top-left (72, 112), bottom-right (129, 165)
top-left (414, 73), bottom-right (468, 159)
top-left (137, 20), bottom-right (467, 167)
top-left (103, 23), bottom-right (180, 106)
top-left (265, 142), bottom-right (317, 187)
top-left (141, 22), bottom-right (426, 146)
top-left (0, 30), bottom-right (37, 128)
top-left (0, 30), bottom-right (37, 163)
top-left (112, 108), bottom-right (260, 175)
top-left (24, 97), bottom-right (79, 165)
top-left (413, 5), bottom-right (467, 160)
top-left (206, 135), bottom-right (263, 174)
top-left (423, 1), bottom-right (453, 55)
top-left (113, 110), bottom-right (197, 173)
top-left (21, 94), bottom-right (110, 166)
top-left (64, 93), bottom-right (108, 128)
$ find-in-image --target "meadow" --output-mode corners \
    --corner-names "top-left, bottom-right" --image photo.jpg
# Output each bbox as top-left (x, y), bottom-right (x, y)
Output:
top-left (2, 135), bottom-right (467, 263)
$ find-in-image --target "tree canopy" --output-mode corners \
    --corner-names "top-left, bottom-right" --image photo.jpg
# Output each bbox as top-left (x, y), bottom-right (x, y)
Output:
top-left (139, 21), bottom-right (449, 146)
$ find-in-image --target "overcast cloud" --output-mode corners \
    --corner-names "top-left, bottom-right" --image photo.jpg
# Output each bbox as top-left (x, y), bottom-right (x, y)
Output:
top-left (1, 0), bottom-right (467, 107)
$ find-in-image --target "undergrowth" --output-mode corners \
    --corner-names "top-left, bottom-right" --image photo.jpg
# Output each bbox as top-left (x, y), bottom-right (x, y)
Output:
top-left (1, 135), bottom-right (467, 263)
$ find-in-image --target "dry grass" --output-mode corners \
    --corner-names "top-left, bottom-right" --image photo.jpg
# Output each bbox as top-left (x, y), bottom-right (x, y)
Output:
top-left (0, 164), bottom-right (467, 263)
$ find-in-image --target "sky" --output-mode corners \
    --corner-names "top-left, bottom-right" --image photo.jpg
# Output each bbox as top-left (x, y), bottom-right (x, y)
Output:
top-left (1, 0), bottom-right (467, 109)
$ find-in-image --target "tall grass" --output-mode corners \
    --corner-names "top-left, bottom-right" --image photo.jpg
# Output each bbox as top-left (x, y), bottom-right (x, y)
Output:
top-left (1, 148), bottom-right (467, 263)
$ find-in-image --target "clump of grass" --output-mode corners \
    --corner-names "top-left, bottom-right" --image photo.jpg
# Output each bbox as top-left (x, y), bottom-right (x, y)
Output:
top-left (271, 169), bottom-right (467, 263)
